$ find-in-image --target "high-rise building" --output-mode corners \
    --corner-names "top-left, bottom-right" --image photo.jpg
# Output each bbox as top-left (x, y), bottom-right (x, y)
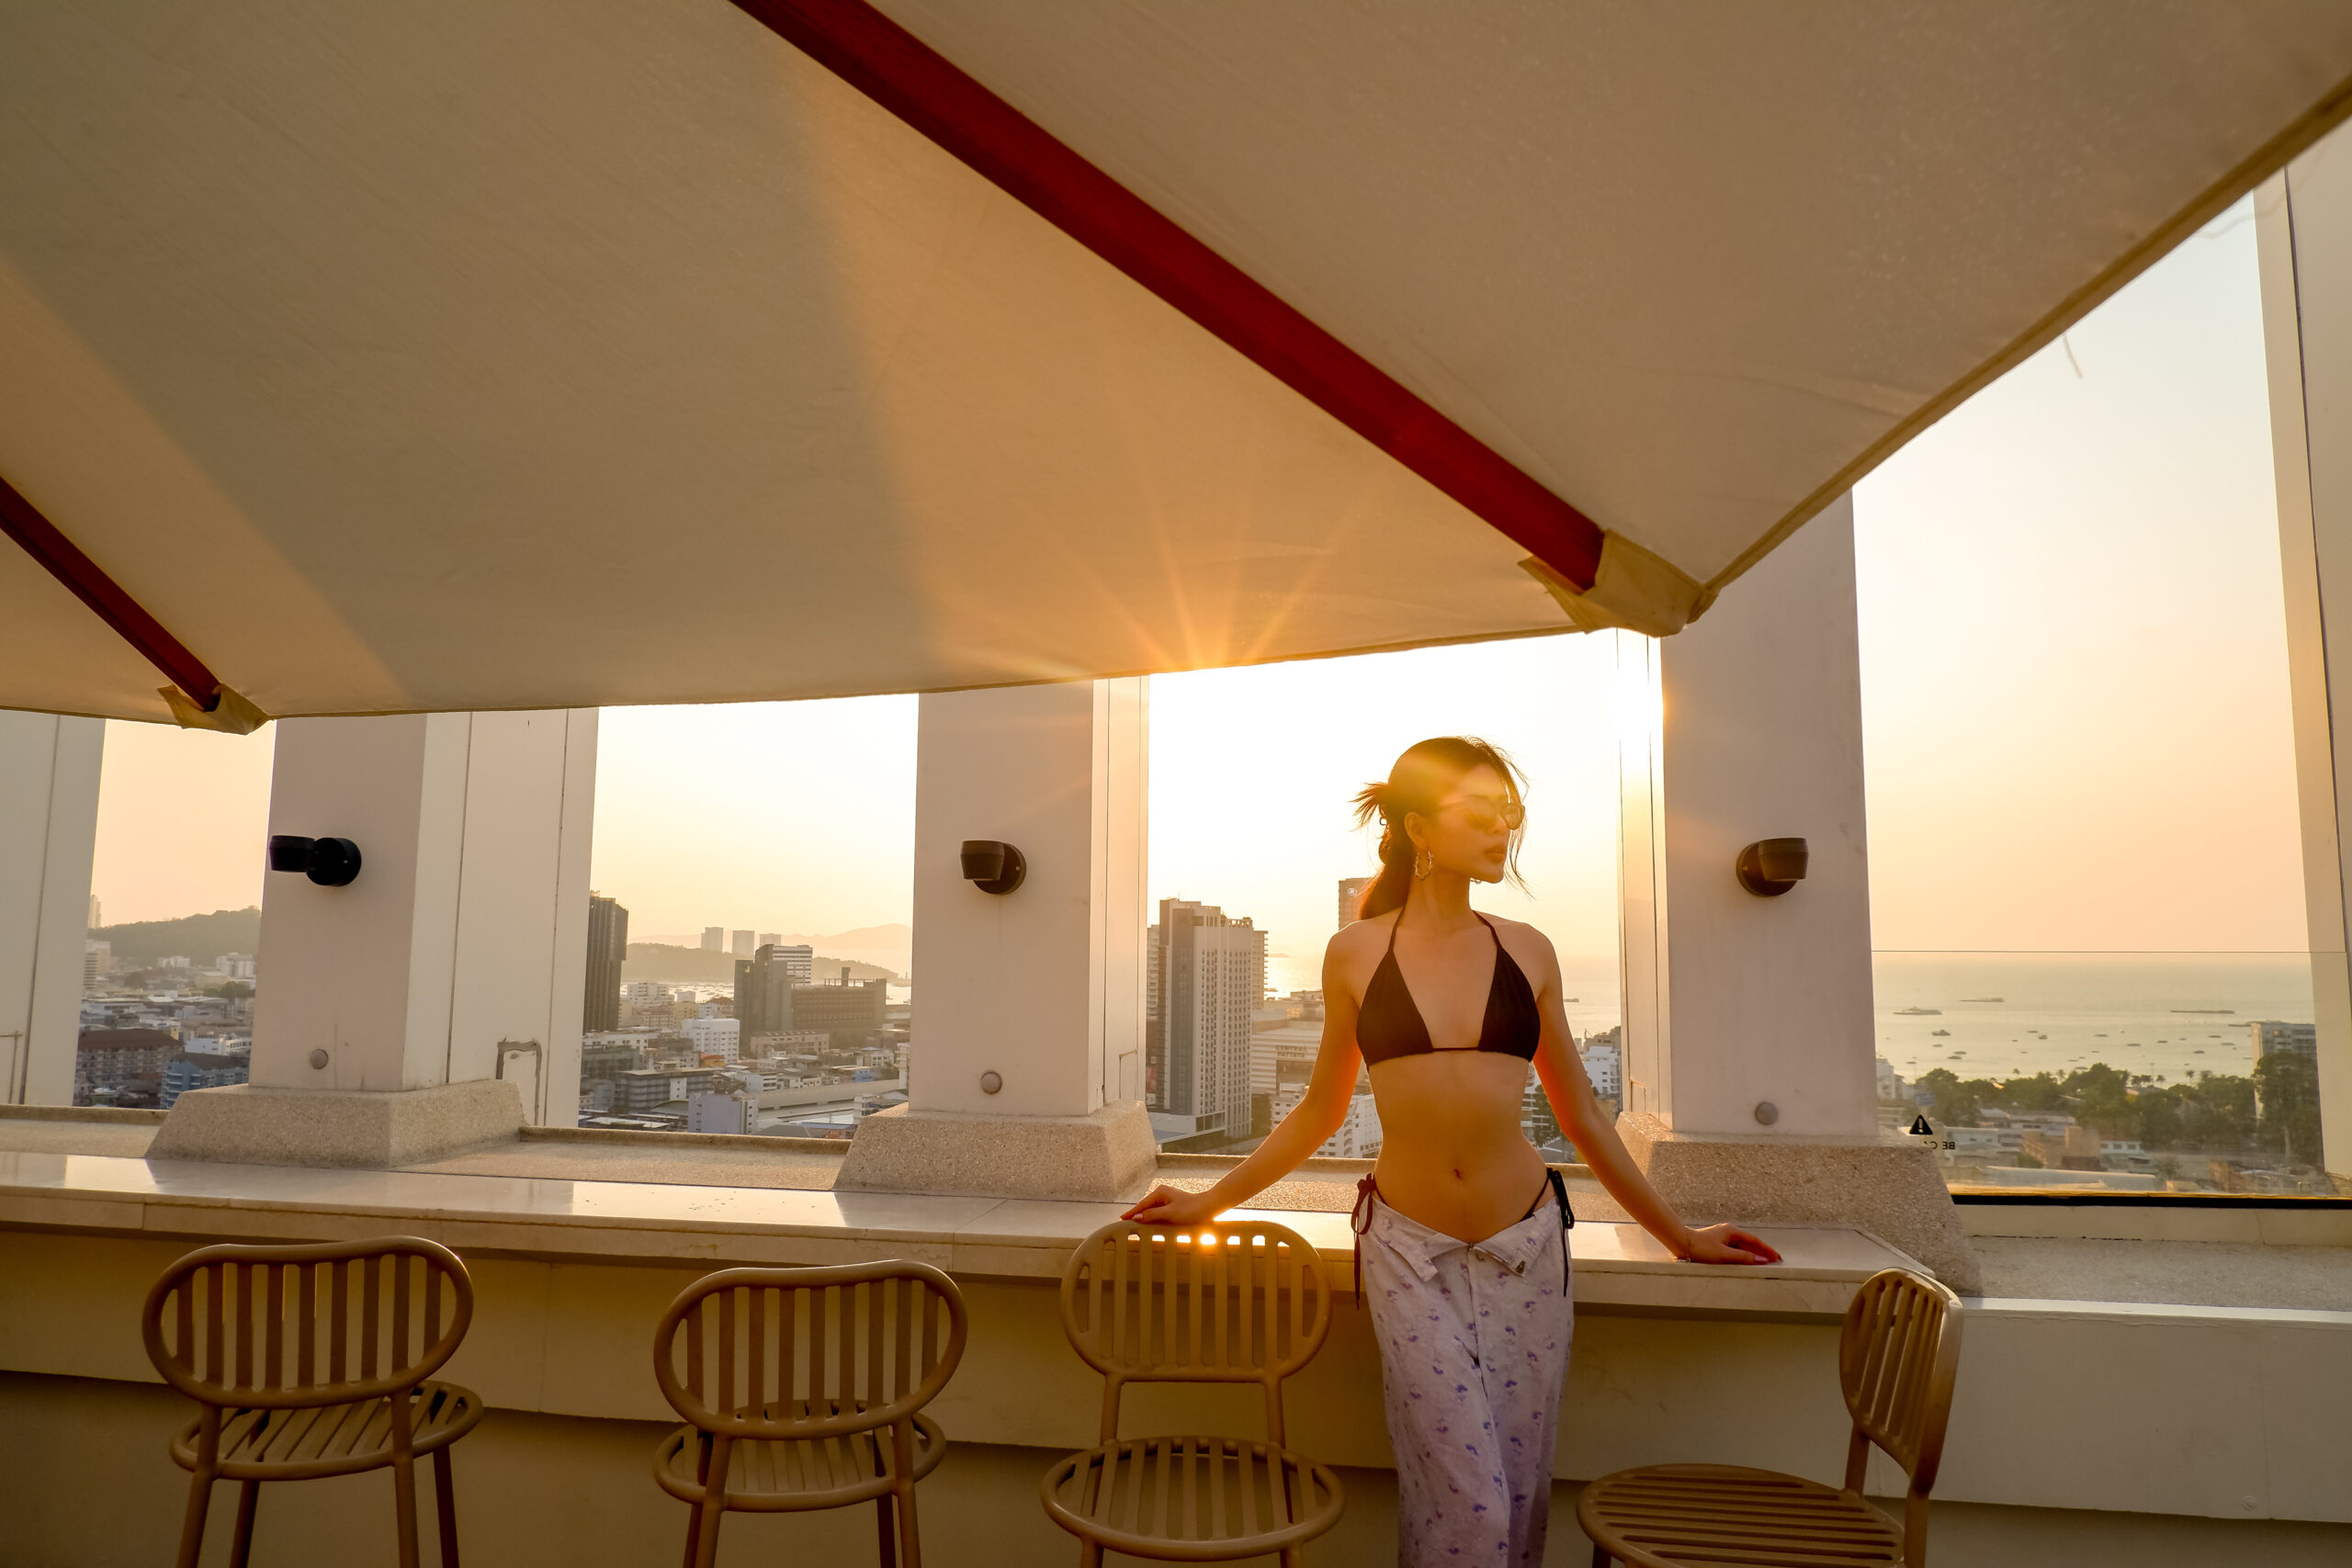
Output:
top-left (1338, 876), bottom-right (1373, 928)
top-left (83, 941), bottom-right (109, 993)
top-left (735, 944), bottom-right (798, 1043)
top-left (773, 944), bottom-right (814, 984)
top-left (2250, 1021), bottom-right (2317, 1068)
top-left (758, 931), bottom-right (782, 949)
top-left (1146, 899), bottom-right (1264, 1147)
top-left (87, 895), bottom-right (101, 930)
top-left (583, 894), bottom-right (628, 1033)
top-left (790, 976), bottom-right (890, 1046)
top-left (700, 927), bottom-right (724, 952)
top-left (731, 929), bottom-right (755, 957)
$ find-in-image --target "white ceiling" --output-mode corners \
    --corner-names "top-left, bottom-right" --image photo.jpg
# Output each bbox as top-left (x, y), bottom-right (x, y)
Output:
top-left (5, 0), bottom-right (2349, 722)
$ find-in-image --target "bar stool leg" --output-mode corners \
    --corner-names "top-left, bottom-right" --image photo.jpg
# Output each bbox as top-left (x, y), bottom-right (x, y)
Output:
top-left (227, 1481), bottom-right (261, 1568)
top-left (1589, 1546), bottom-right (1611, 1567)
top-left (690, 1435), bottom-right (731, 1568)
top-left (390, 1438), bottom-right (422, 1568)
top-left (872, 1436), bottom-right (898, 1568)
top-left (175, 1469), bottom-right (216, 1568)
top-left (433, 1446), bottom-right (461, 1568)
top-left (891, 1422), bottom-right (922, 1568)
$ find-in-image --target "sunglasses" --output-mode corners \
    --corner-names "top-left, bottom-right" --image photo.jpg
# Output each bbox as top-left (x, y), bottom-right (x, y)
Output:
top-left (1437, 794), bottom-right (1524, 832)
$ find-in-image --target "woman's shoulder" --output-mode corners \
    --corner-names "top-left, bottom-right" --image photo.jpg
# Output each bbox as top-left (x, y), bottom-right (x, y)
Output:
top-left (1480, 912), bottom-right (1559, 967)
top-left (1329, 909), bottom-right (1397, 947)
top-left (1326, 910), bottom-right (1397, 965)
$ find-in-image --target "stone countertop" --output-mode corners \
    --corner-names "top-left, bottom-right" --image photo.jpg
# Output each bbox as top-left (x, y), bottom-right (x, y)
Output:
top-left (0, 1147), bottom-right (1911, 1317)
top-left (7, 1114), bottom-right (2344, 1312)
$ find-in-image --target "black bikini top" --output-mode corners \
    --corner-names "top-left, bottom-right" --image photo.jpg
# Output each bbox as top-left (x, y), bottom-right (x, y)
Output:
top-left (1356, 906), bottom-right (1541, 1066)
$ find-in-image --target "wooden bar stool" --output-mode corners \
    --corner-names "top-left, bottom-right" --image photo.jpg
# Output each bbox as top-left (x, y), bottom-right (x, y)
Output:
top-left (1578, 1268), bottom-right (1965, 1568)
top-left (141, 1235), bottom-right (483, 1568)
top-left (650, 1260), bottom-right (968, 1568)
top-left (1040, 1219), bottom-right (1345, 1566)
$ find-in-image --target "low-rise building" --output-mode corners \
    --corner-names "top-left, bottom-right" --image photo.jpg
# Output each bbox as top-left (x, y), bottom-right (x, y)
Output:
top-left (685, 1091), bottom-right (750, 1134)
top-left (682, 1016), bottom-right (741, 1063)
top-left (74, 1029), bottom-right (177, 1105)
top-left (613, 1066), bottom-right (729, 1114)
top-left (2023, 1124), bottom-right (2104, 1172)
top-left (160, 1051), bottom-right (248, 1109)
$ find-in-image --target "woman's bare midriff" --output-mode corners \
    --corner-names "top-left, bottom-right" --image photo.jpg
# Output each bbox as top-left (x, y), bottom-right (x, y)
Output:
top-left (1367, 1049), bottom-right (1551, 1243)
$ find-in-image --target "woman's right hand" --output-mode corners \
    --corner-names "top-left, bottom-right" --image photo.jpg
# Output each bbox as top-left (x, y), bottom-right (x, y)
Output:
top-left (1121, 1183), bottom-right (1223, 1226)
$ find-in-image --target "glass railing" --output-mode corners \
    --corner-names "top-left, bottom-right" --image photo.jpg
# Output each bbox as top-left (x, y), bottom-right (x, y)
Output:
top-left (1872, 951), bottom-right (2343, 1199)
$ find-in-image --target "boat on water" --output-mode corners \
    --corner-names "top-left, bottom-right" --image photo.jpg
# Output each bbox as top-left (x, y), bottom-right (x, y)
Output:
top-left (1960, 996), bottom-right (2004, 1003)
top-left (1930, 1028), bottom-right (1951, 1036)
top-left (1894, 1007), bottom-right (1941, 1016)
top-left (2171, 1009), bottom-right (2234, 1015)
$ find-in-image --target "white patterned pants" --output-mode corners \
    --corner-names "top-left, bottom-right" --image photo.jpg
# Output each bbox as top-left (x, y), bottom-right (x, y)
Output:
top-left (1359, 1188), bottom-right (1574, 1566)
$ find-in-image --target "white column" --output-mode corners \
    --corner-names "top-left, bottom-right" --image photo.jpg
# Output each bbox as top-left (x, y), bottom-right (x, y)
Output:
top-left (1614, 498), bottom-right (1976, 1287)
top-left (0, 711), bottom-right (102, 1105)
top-left (840, 679), bottom-right (1155, 1199)
top-left (155, 709), bottom-right (596, 1165)
top-left (1618, 496), bottom-right (1877, 1137)
top-left (2257, 145), bottom-right (2352, 1180)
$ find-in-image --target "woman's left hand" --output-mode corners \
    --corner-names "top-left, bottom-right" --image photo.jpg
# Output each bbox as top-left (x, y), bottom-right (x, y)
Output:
top-left (1679, 1224), bottom-right (1781, 1265)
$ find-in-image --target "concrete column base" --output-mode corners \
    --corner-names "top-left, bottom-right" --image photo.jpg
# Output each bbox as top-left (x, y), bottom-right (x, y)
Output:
top-left (1616, 1111), bottom-right (1983, 1292)
top-left (146, 1080), bottom-right (525, 1168)
top-left (837, 1100), bottom-right (1157, 1202)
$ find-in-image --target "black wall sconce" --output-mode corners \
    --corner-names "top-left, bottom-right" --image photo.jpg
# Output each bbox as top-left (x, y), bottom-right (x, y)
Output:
top-left (960, 839), bottom-right (1026, 896)
top-left (1736, 837), bottom-right (1807, 897)
top-left (268, 834), bottom-right (364, 887)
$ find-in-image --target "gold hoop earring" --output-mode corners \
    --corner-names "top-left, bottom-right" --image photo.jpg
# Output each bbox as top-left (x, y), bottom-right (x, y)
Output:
top-left (1413, 847), bottom-right (1432, 880)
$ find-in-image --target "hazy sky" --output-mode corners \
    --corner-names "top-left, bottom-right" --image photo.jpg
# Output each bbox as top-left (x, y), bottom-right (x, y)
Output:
top-left (86, 198), bottom-right (2310, 978)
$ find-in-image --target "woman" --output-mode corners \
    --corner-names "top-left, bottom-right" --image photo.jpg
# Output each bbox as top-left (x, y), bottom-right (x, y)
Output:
top-left (1124, 736), bottom-right (1780, 1567)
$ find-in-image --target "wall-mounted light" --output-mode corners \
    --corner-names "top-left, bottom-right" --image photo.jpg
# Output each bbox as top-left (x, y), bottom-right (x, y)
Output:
top-left (1735, 837), bottom-right (1807, 897)
top-left (960, 840), bottom-right (1026, 896)
top-left (268, 834), bottom-right (363, 887)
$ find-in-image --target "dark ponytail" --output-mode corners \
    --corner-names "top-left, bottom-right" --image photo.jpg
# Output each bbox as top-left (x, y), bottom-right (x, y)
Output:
top-left (1349, 737), bottom-right (1528, 921)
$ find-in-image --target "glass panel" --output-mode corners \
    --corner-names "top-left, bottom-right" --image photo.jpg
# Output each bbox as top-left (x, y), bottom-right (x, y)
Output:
top-left (1857, 193), bottom-right (2340, 1197)
top-left (81, 721), bottom-right (275, 1106)
top-left (1147, 637), bottom-right (1621, 1154)
top-left (585, 697), bottom-right (915, 1133)
top-left (1873, 952), bottom-right (2330, 1194)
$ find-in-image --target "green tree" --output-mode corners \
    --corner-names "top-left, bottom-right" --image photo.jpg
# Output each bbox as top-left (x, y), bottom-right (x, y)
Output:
top-left (2253, 1054), bottom-right (2323, 1166)
top-left (1913, 1068), bottom-right (1981, 1127)
top-left (2062, 1063), bottom-right (2137, 1140)
top-left (2003, 1073), bottom-right (2064, 1111)
top-left (2170, 1076), bottom-right (2256, 1151)
top-left (2135, 1086), bottom-right (2187, 1150)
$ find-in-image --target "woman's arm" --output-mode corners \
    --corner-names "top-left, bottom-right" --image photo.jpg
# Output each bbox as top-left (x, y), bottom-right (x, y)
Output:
top-left (1526, 935), bottom-right (1781, 1266)
top-left (1123, 936), bottom-right (1367, 1225)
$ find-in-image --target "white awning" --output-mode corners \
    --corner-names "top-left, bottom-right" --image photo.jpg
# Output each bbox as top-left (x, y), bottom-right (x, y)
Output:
top-left (4, 1), bottom-right (2348, 725)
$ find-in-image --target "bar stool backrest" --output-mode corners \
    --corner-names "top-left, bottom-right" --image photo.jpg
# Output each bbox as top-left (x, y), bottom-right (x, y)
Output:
top-left (141, 1236), bottom-right (474, 1412)
top-left (1838, 1269), bottom-right (1965, 1507)
top-left (1058, 1220), bottom-right (1330, 1447)
top-left (654, 1261), bottom-right (967, 1442)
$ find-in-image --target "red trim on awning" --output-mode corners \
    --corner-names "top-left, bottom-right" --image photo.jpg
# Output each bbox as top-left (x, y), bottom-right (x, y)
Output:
top-left (729, 0), bottom-right (1607, 591)
top-left (0, 473), bottom-right (222, 711)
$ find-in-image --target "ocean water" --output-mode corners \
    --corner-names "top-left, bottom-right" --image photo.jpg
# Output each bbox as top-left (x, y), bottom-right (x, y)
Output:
top-left (1871, 952), bottom-right (2313, 1088)
top-left (1272, 950), bottom-right (2313, 1082)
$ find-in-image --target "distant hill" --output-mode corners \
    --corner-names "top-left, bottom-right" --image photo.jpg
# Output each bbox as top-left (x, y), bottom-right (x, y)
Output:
top-left (83, 908), bottom-right (904, 983)
top-left (623, 942), bottom-right (902, 985)
top-left (94, 908), bottom-right (261, 967)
